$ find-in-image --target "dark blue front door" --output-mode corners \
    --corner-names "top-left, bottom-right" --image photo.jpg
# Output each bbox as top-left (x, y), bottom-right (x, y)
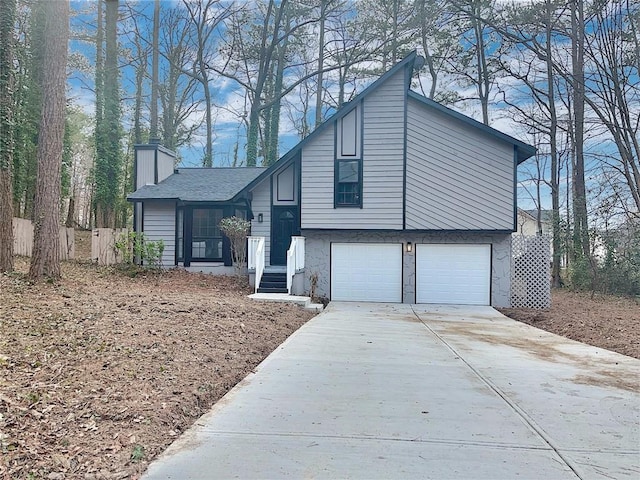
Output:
top-left (271, 206), bottom-right (299, 265)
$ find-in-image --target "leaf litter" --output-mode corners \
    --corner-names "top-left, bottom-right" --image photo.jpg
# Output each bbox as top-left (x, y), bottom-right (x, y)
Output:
top-left (1, 253), bottom-right (315, 479)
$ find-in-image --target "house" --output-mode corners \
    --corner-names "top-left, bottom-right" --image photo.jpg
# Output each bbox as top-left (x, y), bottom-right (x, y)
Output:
top-left (515, 208), bottom-right (552, 236)
top-left (128, 52), bottom-right (535, 307)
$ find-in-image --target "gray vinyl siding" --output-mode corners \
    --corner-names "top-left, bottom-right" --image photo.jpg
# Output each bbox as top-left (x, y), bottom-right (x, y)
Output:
top-left (405, 97), bottom-right (514, 230)
top-left (301, 69), bottom-right (405, 229)
top-left (157, 149), bottom-right (174, 184)
top-left (249, 178), bottom-right (271, 265)
top-left (136, 149), bottom-right (155, 188)
top-left (143, 201), bottom-right (175, 266)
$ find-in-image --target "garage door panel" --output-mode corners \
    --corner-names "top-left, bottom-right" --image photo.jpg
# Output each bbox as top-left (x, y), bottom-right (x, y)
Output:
top-left (416, 244), bottom-right (490, 305)
top-left (331, 243), bottom-right (402, 302)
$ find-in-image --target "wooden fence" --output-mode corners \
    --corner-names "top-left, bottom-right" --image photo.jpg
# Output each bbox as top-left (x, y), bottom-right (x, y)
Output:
top-left (91, 228), bottom-right (128, 265)
top-left (12, 217), bottom-right (75, 260)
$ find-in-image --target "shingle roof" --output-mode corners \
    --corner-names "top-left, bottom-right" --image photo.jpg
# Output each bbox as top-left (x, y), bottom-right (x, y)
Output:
top-left (127, 167), bottom-right (266, 202)
top-left (524, 209), bottom-right (553, 224)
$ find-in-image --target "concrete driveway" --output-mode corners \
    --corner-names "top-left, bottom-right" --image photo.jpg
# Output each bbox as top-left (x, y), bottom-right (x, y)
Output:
top-left (143, 302), bottom-right (640, 480)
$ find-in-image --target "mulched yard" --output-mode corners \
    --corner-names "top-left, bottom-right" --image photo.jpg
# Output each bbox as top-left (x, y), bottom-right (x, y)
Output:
top-left (499, 289), bottom-right (640, 359)
top-left (0, 257), bottom-right (315, 479)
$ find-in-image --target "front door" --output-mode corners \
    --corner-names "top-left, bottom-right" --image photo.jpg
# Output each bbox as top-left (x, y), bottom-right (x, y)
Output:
top-left (271, 206), bottom-right (299, 265)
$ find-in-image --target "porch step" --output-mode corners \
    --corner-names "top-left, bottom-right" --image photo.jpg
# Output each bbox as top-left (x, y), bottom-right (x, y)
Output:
top-left (257, 272), bottom-right (287, 294)
top-left (257, 287), bottom-right (288, 293)
top-left (248, 293), bottom-right (324, 312)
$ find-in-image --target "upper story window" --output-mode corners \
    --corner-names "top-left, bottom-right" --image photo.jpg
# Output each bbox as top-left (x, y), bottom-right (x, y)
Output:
top-left (335, 104), bottom-right (362, 208)
top-left (336, 160), bottom-right (360, 205)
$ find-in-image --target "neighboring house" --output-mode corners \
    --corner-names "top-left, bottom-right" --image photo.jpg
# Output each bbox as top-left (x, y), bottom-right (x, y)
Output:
top-left (128, 52), bottom-right (535, 307)
top-left (515, 208), bottom-right (552, 237)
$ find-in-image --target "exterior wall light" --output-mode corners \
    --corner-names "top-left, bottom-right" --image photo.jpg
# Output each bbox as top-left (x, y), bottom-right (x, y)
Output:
top-left (258, 213), bottom-right (264, 223)
top-left (406, 241), bottom-right (412, 253)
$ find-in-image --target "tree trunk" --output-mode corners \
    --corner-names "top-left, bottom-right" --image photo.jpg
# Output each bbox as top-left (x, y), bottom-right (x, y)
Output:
top-left (133, 43), bottom-right (145, 145)
top-left (0, 0), bottom-right (17, 272)
top-left (65, 196), bottom-right (75, 228)
top-left (94, 0), bottom-right (104, 226)
top-left (202, 71), bottom-right (213, 167)
top-left (149, 0), bottom-right (160, 140)
top-left (417, 0), bottom-right (438, 100)
top-left (95, 0), bottom-right (104, 141)
top-left (95, 0), bottom-right (121, 228)
top-left (471, 0), bottom-right (490, 125)
top-left (29, 0), bottom-right (69, 281)
top-left (314, 0), bottom-right (326, 128)
top-left (265, 21), bottom-right (289, 166)
top-left (570, 0), bottom-right (590, 259)
top-left (546, 0), bottom-right (561, 288)
top-left (17, 2), bottom-right (46, 221)
top-left (246, 0), bottom-right (286, 167)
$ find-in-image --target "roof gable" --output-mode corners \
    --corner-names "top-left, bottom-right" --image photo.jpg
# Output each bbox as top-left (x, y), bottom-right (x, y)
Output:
top-left (243, 52), bottom-right (419, 193)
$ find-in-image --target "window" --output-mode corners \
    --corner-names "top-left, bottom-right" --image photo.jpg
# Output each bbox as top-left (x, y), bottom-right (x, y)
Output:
top-left (191, 208), bottom-right (223, 260)
top-left (176, 209), bottom-right (184, 262)
top-left (335, 160), bottom-right (361, 206)
top-left (334, 103), bottom-right (362, 208)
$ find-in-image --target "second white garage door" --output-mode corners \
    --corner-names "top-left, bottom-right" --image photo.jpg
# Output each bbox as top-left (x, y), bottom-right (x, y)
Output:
top-left (416, 244), bottom-right (491, 305)
top-left (331, 243), bottom-right (402, 302)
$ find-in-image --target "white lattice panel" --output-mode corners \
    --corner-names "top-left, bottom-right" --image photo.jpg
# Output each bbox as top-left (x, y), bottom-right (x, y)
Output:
top-left (511, 235), bottom-right (551, 309)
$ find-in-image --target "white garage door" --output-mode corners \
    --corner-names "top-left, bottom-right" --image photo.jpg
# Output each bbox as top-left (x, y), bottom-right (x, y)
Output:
top-left (416, 244), bottom-right (491, 305)
top-left (331, 243), bottom-right (402, 302)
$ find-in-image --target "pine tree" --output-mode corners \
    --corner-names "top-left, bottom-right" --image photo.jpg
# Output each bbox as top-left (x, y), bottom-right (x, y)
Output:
top-left (29, 0), bottom-right (70, 281)
top-left (0, 0), bottom-right (17, 272)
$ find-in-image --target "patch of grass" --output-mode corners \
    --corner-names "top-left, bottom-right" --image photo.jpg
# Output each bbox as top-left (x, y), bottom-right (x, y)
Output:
top-left (130, 444), bottom-right (145, 463)
top-left (25, 391), bottom-right (40, 406)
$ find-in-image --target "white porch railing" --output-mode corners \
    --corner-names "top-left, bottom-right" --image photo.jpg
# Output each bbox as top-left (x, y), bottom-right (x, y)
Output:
top-left (286, 236), bottom-right (305, 294)
top-left (247, 236), bottom-right (263, 271)
top-left (248, 236), bottom-right (265, 294)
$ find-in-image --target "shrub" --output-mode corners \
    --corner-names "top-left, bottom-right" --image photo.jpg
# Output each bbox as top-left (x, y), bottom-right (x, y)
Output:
top-left (114, 231), bottom-right (164, 269)
top-left (219, 216), bottom-right (250, 275)
top-left (569, 226), bottom-right (640, 297)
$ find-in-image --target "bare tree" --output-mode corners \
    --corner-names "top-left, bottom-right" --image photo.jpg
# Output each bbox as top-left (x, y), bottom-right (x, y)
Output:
top-left (181, 0), bottom-right (235, 167)
top-left (570, 0), bottom-right (590, 260)
top-left (448, 0), bottom-right (499, 125)
top-left (495, 0), bottom-right (568, 286)
top-left (583, 0), bottom-right (640, 213)
top-left (314, 0), bottom-right (328, 127)
top-left (414, 0), bottom-right (457, 100)
top-left (29, 0), bottom-right (69, 281)
top-left (159, 5), bottom-right (202, 151)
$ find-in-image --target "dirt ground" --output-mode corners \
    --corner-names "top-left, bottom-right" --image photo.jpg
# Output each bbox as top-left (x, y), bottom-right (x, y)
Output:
top-left (499, 290), bottom-right (640, 359)
top-left (0, 250), bottom-right (315, 479)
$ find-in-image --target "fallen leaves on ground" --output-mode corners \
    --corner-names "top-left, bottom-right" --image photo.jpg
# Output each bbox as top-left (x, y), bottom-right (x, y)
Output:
top-left (499, 289), bottom-right (640, 359)
top-left (1, 256), bottom-right (315, 479)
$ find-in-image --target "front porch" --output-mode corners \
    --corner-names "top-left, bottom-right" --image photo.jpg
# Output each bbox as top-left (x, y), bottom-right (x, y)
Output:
top-left (248, 235), bottom-right (306, 296)
top-left (247, 235), bottom-right (323, 311)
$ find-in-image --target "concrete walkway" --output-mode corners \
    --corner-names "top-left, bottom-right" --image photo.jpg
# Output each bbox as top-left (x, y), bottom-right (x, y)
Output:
top-left (143, 303), bottom-right (640, 480)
